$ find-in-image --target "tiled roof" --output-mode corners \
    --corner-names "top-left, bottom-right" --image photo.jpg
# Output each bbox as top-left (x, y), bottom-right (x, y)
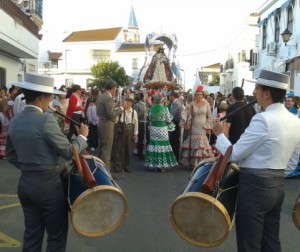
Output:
top-left (117, 43), bottom-right (146, 52)
top-left (204, 63), bottom-right (221, 69)
top-left (63, 27), bottom-right (123, 42)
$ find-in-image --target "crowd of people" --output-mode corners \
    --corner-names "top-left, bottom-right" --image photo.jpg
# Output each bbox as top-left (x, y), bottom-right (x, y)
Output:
top-left (1, 79), bottom-right (300, 177)
top-left (2, 69), bottom-right (300, 251)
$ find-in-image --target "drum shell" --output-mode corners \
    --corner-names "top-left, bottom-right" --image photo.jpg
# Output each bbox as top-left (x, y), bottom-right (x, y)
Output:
top-left (170, 159), bottom-right (239, 247)
top-left (69, 155), bottom-right (128, 238)
top-left (69, 158), bottom-right (115, 205)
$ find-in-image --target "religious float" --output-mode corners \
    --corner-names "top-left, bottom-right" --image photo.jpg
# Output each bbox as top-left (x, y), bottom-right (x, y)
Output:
top-left (136, 32), bottom-right (182, 92)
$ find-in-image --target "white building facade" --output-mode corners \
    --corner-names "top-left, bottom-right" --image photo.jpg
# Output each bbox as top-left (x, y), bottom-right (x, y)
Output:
top-left (256, 0), bottom-right (300, 96)
top-left (0, 0), bottom-right (43, 88)
top-left (219, 0), bottom-right (300, 96)
top-left (219, 14), bottom-right (260, 96)
top-left (38, 6), bottom-right (146, 89)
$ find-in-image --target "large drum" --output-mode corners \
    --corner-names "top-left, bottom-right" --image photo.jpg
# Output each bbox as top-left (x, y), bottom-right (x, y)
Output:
top-left (170, 158), bottom-right (239, 247)
top-left (69, 155), bottom-right (128, 237)
top-left (292, 188), bottom-right (300, 230)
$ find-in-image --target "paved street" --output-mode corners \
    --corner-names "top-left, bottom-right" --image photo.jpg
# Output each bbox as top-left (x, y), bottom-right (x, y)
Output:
top-left (1, 156), bottom-right (300, 252)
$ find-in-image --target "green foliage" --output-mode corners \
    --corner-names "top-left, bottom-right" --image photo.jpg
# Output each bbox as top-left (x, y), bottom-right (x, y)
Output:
top-left (209, 74), bottom-right (220, 86)
top-left (89, 61), bottom-right (130, 89)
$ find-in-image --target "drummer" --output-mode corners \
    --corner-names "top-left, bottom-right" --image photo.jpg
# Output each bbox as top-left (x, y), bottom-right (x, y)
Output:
top-left (6, 73), bottom-right (89, 252)
top-left (212, 70), bottom-right (300, 252)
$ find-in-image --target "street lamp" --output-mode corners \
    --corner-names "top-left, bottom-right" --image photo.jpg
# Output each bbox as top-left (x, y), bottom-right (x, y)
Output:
top-left (281, 28), bottom-right (298, 49)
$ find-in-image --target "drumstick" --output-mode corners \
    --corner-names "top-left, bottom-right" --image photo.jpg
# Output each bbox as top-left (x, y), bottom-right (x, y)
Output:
top-left (48, 106), bottom-right (81, 126)
top-left (220, 99), bottom-right (256, 122)
top-left (79, 155), bottom-right (96, 188)
top-left (71, 145), bottom-right (83, 178)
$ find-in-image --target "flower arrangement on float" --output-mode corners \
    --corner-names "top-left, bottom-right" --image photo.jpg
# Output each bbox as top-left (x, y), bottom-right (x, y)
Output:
top-left (144, 81), bottom-right (179, 90)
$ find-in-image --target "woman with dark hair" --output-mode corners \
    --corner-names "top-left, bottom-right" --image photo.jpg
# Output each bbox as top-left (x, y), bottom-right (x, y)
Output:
top-left (86, 89), bottom-right (100, 151)
top-left (180, 90), bottom-right (214, 168)
top-left (66, 84), bottom-right (84, 140)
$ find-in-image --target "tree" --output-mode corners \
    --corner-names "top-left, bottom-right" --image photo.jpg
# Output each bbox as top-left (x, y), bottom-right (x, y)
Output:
top-left (208, 74), bottom-right (220, 86)
top-left (89, 61), bottom-right (130, 89)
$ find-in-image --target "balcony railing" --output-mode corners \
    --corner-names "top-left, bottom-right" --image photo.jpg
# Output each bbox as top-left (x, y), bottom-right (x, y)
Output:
top-left (0, 0), bottom-right (39, 38)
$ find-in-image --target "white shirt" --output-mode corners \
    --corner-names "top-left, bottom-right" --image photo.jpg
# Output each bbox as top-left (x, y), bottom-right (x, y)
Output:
top-left (216, 103), bottom-right (300, 170)
top-left (13, 93), bottom-right (26, 116)
top-left (118, 108), bottom-right (138, 135)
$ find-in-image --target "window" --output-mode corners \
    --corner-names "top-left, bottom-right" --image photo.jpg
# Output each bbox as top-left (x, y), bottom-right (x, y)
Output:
top-left (51, 60), bottom-right (58, 69)
top-left (28, 64), bottom-right (35, 72)
top-left (92, 50), bottom-right (110, 62)
top-left (274, 14), bottom-right (280, 43)
top-left (132, 58), bottom-right (138, 69)
top-left (0, 67), bottom-right (6, 88)
top-left (65, 79), bottom-right (74, 88)
top-left (262, 21), bottom-right (267, 49)
top-left (287, 5), bottom-right (293, 34)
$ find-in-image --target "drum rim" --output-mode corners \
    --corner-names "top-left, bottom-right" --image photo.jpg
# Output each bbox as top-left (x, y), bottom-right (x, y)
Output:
top-left (292, 201), bottom-right (300, 230)
top-left (170, 191), bottom-right (232, 248)
top-left (71, 185), bottom-right (128, 237)
top-left (82, 154), bottom-right (106, 166)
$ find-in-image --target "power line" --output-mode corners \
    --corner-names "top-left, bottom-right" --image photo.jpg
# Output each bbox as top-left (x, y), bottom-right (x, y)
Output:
top-left (177, 49), bottom-right (219, 57)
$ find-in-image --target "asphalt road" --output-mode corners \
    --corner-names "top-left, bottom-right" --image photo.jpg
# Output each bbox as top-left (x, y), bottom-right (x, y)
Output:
top-left (1, 156), bottom-right (300, 252)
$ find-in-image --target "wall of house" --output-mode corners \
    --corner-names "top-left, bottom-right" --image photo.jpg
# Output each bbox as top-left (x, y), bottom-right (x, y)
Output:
top-left (0, 5), bottom-right (39, 88)
top-left (258, 0), bottom-right (300, 95)
top-left (219, 14), bottom-right (260, 96)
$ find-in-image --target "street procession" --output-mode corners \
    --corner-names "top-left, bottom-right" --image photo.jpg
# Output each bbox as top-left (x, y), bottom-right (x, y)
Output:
top-left (1, 0), bottom-right (300, 251)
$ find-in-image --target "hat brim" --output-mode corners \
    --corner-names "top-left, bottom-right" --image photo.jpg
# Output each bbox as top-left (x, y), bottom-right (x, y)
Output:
top-left (11, 81), bottom-right (55, 94)
top-left (245, 78), bottom-right (288, 90)
top-left (53, 89), bottom-right (66, 95)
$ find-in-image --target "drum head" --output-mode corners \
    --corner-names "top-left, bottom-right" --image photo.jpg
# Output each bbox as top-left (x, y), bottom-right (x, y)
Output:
top-left (170, 192), bottom-right (232, 247)
top-left (292, 200), bottom-right (300, 230)
top-left (71, 185), bottom-right (128, 237)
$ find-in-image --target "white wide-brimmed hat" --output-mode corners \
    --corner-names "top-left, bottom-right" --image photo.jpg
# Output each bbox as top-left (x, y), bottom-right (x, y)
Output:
top-left (247, 70), bottom-right (289, 90)
top-left (12, 73), bottom-right (55, 94)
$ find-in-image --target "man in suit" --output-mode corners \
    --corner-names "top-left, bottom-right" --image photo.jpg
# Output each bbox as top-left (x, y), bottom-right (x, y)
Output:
top-left (213, 70), bottom-right (300, 252)
top-left (133, 92), bottom-right (148, 159)
top-left (169, 91), bottom-right (183, 161)
top-left (96, 80), bottom-right (127, 170)
top-left (6, 73), bottom-right (89, 252)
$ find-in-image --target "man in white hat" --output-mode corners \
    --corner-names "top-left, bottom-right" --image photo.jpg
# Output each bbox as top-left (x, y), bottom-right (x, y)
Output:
top-left (213, 70), bottom-right (300, 252)
top-left (6, 73), bottom-right (89, 252)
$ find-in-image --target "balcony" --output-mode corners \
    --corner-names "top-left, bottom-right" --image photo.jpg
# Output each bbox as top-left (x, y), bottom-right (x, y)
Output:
top-left (248, 49), bottom-right (259, 70)
top-left (0, 0), bottom-right (39, 37)
top-left (0, 0), bottom-right (40, 59)
top-left (224, 59), bottom-right (234, 73)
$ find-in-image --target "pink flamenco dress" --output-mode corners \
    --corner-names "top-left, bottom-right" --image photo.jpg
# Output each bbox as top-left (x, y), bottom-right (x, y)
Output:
top-left (180, 103), bottom-right (215, 168)
top-left (0, 112), bottom-right (9, 159)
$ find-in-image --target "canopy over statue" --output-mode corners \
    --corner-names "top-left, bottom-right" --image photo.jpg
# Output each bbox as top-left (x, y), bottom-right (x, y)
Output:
top-left (137, 32), bottom-right (181, 89)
